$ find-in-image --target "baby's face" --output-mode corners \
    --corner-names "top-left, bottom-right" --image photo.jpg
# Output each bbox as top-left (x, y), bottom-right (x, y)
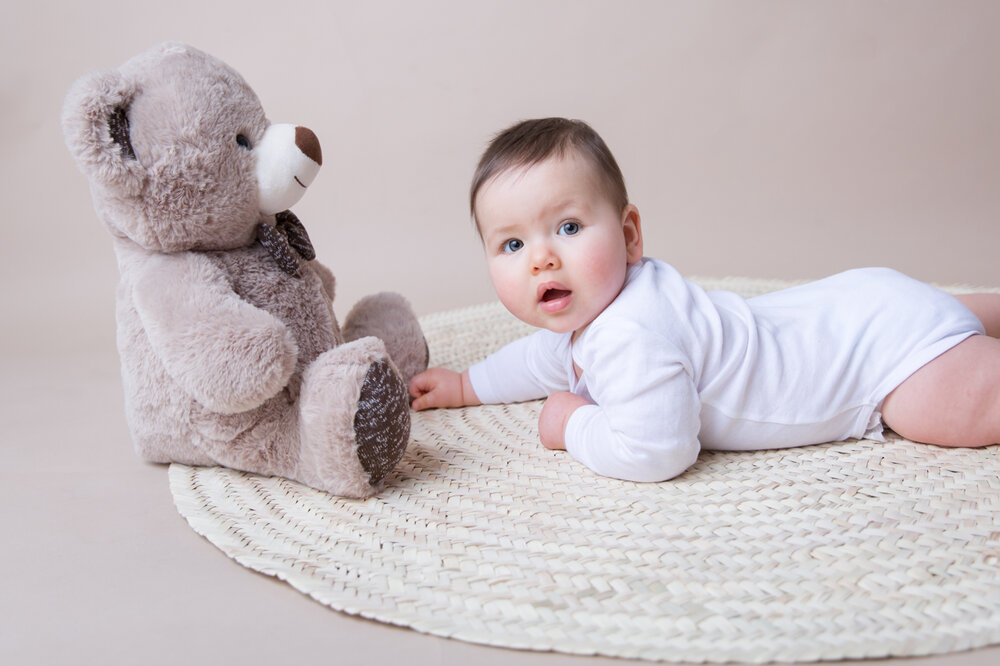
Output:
top-left (476, 151), bottom-right (642, 338)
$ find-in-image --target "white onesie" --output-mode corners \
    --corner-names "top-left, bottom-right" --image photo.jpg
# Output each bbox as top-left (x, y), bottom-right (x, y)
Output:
top-left (468, 259), bottom-right (984, 482)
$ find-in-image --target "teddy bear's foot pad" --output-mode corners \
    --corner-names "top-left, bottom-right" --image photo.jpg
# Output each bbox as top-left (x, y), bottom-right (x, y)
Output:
top-left (354, 360), bottom-right (409, 485)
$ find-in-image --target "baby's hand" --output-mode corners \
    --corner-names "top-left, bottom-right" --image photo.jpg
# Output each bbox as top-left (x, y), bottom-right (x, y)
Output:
top-left (539, 391), bottom-right (592, 450)
top-left (409, 367), bottom-right (481, 411)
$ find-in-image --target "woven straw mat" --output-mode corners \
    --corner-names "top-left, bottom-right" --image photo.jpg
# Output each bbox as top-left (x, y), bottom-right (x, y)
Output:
top-left (170, 276), bottom-right (1000, 663)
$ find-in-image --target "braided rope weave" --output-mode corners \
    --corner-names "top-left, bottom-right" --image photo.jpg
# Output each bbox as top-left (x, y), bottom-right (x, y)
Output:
top-left (170, 277), bottom-right (1000, 663)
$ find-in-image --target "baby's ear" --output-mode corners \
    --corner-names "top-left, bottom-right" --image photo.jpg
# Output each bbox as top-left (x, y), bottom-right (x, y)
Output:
top-left (622, 204), bottom-right (644, 263)
top-left (62, 69), bottom-right (145, 196)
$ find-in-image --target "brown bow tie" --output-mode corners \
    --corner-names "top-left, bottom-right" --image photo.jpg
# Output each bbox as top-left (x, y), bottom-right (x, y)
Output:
top-left (256, 210), bottom-right (316, 278)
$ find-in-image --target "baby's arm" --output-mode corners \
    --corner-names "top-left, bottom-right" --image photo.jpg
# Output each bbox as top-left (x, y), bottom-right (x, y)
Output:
top-left (412, 331), bottom-right (570, 413)
top-left (409, 368), bottom-right (481, 410)
top-left (563, 322), bottom-right (702, 482)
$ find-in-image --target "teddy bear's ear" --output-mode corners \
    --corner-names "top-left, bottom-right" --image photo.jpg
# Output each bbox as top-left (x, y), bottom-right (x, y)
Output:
top-left (62, 69), bottom-right (146, 196)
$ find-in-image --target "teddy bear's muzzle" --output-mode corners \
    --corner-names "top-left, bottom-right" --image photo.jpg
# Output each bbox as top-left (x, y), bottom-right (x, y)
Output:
top-left (255, 123), bottom-right (323, 215)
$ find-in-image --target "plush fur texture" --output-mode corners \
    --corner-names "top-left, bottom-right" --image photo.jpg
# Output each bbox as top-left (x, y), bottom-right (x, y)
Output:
top-left (63, 42), bottom-right (427, 498)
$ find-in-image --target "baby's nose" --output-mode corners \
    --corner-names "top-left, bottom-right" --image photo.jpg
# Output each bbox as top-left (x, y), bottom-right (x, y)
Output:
top-left (531, 245), bottom-right (559, 272)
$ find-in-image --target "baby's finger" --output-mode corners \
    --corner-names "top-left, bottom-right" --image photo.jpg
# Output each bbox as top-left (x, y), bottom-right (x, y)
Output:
top-left (411, 392), bottom-right (435, 411)
top-left (409, 373), bottom-right (431, 398)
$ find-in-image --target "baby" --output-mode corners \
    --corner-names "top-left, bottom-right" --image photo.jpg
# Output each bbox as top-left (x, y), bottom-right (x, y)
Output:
top-left (410, 117), bottom-right (1000, 482)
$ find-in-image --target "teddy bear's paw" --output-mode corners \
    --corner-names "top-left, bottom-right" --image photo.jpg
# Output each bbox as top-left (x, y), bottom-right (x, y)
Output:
top-left (342, 292), bottom-right (429, 386)
top-left (354, 359), bottom-right (410, 486)
top-left (297, 338), bottom-right (409, 498)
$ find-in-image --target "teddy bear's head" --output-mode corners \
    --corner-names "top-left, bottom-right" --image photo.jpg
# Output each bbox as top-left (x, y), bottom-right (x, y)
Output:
top-left (63, 42), bottom-right (322, 252)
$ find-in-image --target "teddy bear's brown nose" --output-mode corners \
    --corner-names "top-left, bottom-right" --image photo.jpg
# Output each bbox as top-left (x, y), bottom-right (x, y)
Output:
top-left (294, 126), bottom-right (322, 166)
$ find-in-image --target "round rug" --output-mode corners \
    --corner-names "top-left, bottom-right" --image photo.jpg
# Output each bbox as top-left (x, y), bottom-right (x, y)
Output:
top-left (170, 277), bottom-right (1000, 663)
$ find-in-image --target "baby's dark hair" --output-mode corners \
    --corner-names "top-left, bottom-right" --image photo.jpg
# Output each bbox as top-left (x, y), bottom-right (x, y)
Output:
top-left (469, 118), bottom-right (629, 230)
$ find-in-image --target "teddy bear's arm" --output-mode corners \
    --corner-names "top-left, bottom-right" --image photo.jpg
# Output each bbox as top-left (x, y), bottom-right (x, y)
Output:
top-left (132, 252), bottom-right (298, 414)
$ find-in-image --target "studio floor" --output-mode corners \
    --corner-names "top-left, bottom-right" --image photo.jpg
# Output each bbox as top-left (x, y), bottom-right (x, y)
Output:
top-left (3, 340), bottom-right (999, 666)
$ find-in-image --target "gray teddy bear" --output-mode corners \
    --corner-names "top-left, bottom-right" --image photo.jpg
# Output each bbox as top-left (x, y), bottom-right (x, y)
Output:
top-left (63, 42), bottom-right (427, 498)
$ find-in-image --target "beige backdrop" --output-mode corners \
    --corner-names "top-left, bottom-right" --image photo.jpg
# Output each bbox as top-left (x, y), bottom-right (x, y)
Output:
top-left (3, 0), bottom-right (999, 357)
top-left (3, 2), bottom-right (999, 665)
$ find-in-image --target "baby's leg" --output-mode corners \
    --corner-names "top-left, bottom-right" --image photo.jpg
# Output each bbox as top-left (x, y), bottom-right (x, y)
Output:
top-left (955, 293), bottom-right (1000, 337)
top-left (881, 335), bottom-right (1000, 447)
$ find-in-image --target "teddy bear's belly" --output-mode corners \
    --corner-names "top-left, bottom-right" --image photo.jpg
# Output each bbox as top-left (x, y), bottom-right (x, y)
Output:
top-left (207, 247), bottom-right (338, 386)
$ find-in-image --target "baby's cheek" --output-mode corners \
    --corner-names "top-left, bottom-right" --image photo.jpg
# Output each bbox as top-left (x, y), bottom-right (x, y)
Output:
top-left (488, 269), bottom-right (527, 315)
top-left (588, 256), bottom-right (627, 303)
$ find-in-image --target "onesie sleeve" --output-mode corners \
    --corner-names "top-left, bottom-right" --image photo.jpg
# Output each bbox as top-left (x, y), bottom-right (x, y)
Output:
top-left (468, 330), bottom-right (571, 404)
top-left (564, 321), bottom-right (701, 482)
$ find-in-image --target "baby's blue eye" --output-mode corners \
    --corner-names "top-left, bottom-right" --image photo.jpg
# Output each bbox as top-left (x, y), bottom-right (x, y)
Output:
top-left (559, 221), bottom-right (581, 236)
top-left (502, 239), bottom-right (524, 254)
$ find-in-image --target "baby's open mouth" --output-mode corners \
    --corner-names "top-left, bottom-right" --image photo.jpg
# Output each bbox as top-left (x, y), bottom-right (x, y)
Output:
top-left (541, 288), bottom-right (572, 303)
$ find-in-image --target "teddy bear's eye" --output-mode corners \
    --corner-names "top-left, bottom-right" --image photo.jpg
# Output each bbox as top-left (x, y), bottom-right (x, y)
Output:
top-left (236, 134), bottom-right (252, 150)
